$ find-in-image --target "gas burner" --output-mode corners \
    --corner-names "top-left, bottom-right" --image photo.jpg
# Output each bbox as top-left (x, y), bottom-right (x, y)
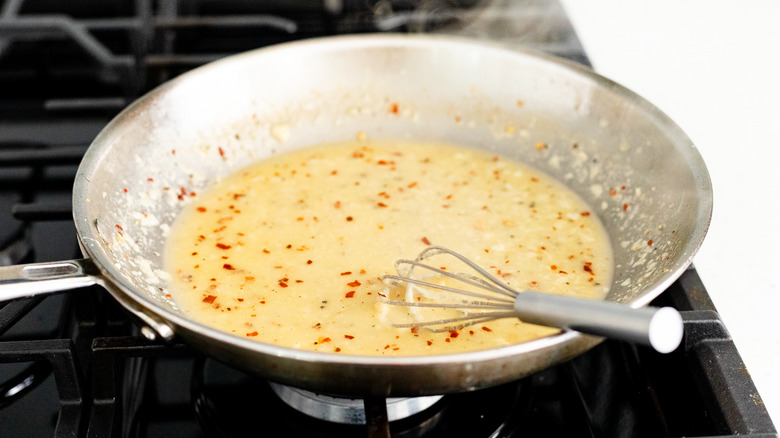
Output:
top-left (190, 357), bottom-right (541, 437)
top-left (268, 382), bottom-right (442, 424)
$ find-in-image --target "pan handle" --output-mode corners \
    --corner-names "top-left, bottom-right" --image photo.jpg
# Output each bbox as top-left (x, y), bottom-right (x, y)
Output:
top-left (0, 258), bottom-right (176, 342)
top-left (0, 258), bottom-right (100, 302)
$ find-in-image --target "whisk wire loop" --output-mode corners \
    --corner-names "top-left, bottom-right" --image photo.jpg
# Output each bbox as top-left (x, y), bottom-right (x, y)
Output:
top-left (407, 246), bottom-right (519, 298)
top-left (390, 312), bottom-right (521, 333)
top-left (382, 273), bottom-right (515, 305)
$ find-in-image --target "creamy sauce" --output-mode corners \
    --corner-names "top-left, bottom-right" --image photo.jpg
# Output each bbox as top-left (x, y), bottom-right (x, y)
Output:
top-left (164, 140), bottom-right (612, 355)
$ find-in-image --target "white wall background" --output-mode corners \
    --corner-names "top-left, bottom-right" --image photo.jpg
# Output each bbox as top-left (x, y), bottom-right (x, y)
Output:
top-left (561, 0), bottom-right (780, 424)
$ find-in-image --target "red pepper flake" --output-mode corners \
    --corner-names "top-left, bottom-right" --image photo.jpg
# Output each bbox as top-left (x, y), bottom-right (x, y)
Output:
top-left (216, 243), bottom-right (231, 250)
top-left (115, 224), bottom-right (123, 231)
top-left (410, 326), bottom-right (419, 334)
top-left (550, 265), bottom-right (557, 270)
top-left (609, 188), bottom-right (617, 196)
top-left (218, 147), bottom-right (225, 157)
top-left (647, 239), bottom-right (654, 246)
top-left (360, 269), bottom-right (366, 274)
top-left (449, 330), bottom-right (459, 338)
top-left (345, 291), bottom-right (356, 298)
top-left (196, 207), bottom-right (207, 213)
top-left (165, 294), bottom-right (172, 298)
top-left (346, 216), bottom-right (353, 221)
top-left (427, 340), bottom-right (433, 346)
top-left (278, 281), bottom-right (288, 288)
top-left (559, 270), bottom-right (568, 274)
top-left (422, 236), bottom-right (431, 245)
top-left (246, 331), bottom-right (258, 337)
top-left (223, 263), bottom-right (235, 270)
top-left (334, 201), bottom-right (341, 209)
top-left (344, 335), bottom-right (354, 339)
top-left (583, 262), bottom-right (594, 274)
top-left (262, 249), bottom-right (270, 254)
top-left (482, 326), bottom-right (493, 332)
top-left (408, 182), bottom-right (418, 189)
top-left (388, 102), bottom-right (399, 114)
top-left (340, 271), bottom-right (352, 276)
top-left (147, 178), bottom-right (154, 182)
top-left (334, 347), bottom-right (341, 352)
top-left (581, 211), bottom-right (590, 217)
top-left (623, 203), bottom-right (629, 211)
top-left (123, 188), bottom-right (128, 193)
top-left (347, 280), bottom-right (361, 287)
top-left (530, 177), bottom-right (539, 182)
top-left (307, 259), bottom-right (313, 265)
top-left (377, 202), bottom-right (388, 208)
top-left (445, 338), bottom-right (451, 343)
top-left (319, 337), bottom-right (331, 343)
top-left (237, 298), bottom-right (244, 302)
top-left (203, 295), bottom-right (217, 304)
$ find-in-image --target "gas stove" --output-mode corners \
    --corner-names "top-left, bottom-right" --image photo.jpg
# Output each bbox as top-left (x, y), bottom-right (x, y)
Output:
top-left (0, 1), bottom-right (776, 437)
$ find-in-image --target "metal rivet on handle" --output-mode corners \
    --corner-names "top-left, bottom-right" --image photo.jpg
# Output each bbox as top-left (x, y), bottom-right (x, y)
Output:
top-left (141, 326), bottom-right (157, 341)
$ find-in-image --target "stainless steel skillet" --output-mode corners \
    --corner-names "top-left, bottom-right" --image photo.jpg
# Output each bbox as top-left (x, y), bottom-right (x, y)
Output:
top-left (0, 35), bottom-right (712, 397)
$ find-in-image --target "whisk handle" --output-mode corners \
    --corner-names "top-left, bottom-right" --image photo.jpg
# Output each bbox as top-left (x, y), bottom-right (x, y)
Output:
top-left (513, 291), bottom-right (683, 353)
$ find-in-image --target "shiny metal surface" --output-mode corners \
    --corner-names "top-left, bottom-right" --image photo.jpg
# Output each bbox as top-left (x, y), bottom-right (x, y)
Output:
top-left (268, 382), bottom-right (442, 424)
top-left (1, 35), bottom-right (711, 396)
top-left (0, 259), bottom-right (98, 301)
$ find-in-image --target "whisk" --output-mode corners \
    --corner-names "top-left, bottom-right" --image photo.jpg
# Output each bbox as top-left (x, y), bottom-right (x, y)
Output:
top-left (378, 246), bottom-right (683, 354)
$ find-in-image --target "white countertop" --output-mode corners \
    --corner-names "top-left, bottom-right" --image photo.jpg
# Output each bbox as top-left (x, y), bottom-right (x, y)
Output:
top-left (562, 0), bottom-right (780, 425)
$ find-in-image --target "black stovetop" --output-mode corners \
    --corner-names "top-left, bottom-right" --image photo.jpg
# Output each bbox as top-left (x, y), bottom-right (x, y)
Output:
top-left (0, 1), bottom-right (776, 437)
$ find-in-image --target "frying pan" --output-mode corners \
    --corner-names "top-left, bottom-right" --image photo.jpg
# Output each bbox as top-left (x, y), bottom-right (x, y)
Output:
top-left (0, 35), bottom-right (712, 397)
